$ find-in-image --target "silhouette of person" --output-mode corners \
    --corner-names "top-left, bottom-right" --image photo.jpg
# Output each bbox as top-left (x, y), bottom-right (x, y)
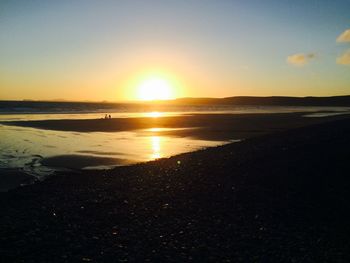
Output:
top-left (109, 114), bottom-right (111, 119)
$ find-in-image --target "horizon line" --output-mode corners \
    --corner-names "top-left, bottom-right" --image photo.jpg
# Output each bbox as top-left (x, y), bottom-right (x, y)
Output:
top-left (1, 94), bottom-right (350, 104)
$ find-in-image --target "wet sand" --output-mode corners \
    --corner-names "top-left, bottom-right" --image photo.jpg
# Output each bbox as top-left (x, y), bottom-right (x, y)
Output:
top-left (40, 155), bottom-right (133, 170)
top-left (3, 112), bottom-right (350, 140)
top-left (1, 117), bottom-right (350, 261)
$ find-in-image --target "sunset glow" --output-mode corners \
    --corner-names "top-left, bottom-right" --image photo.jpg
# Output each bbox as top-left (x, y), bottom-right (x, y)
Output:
top-left (150, 136), bottom-right (161, 159)
top-left (137, 78), bottom-right (175, 101)
top-left (0, 1), bottom-right (349, 101)
top-left (2, 1), bottom-right (350, 259)
top-left (147, 112), bottom-right (162, 118)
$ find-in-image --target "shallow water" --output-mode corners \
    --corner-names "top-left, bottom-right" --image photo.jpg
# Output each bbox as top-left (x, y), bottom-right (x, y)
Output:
top-left (1, 104), bottom-right (349, 190)
top-left (0, 123), bottom-right (228, 180)
top-left (1, 103), bottom-right (349, 121)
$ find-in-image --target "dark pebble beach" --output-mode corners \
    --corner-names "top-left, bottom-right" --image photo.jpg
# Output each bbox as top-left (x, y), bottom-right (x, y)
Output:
top-left (1, 117), bottom-right (350, 262)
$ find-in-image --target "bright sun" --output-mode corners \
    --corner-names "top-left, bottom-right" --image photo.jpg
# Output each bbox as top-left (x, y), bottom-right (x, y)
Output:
top-left (137, 78), bottom-right (174, 101)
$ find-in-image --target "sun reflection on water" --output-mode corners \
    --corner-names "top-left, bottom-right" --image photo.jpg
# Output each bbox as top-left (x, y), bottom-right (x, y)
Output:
top-left (151, 136), bottom-right (161, 159)
top-left (148, 127), bottom-right (162, 132)
top-left (145, 111), bottom-right (162, 118)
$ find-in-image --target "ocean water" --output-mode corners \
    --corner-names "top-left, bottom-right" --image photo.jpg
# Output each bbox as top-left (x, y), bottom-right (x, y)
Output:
top-left (2, 100), bottom-right (349, 116)
top-left (1, 101), bottom-right (349, 188)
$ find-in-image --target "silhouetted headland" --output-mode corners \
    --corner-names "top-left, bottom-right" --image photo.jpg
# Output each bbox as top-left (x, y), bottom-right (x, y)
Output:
top-left (171, 95), bottom-right (350, 106)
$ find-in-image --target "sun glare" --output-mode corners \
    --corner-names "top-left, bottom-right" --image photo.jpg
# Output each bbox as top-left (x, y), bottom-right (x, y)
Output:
top-left (146, 111), bottom-right (162, 118)
top-left (151, 136), bottom-right (161, 159)
top-left (137, 78), bottom-right (174, 101)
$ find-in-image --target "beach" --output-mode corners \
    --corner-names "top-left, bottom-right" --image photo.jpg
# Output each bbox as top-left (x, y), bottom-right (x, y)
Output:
top-left (1, 111), bottom-right (349, 192)
top-left (2, 0), bottom-right (350, 261)
top-left (1, 116), bottom-right (350, 261)
top-left (4, 112), bottom-right (349, 140)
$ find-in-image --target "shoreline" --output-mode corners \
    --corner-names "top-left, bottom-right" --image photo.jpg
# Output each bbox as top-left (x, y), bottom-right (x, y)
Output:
top-left (2, 112), bottom-right (350, 141)
top-left (1, 117), bottom-right (350, 261)
top-left (1, 112), bottom-right (350, 192)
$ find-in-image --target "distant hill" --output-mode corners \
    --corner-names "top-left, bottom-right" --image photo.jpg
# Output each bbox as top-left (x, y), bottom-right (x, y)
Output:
top-left (170, 96), bottom-right (350, 106)
top-left (2, 95), bottom-right (350, 107)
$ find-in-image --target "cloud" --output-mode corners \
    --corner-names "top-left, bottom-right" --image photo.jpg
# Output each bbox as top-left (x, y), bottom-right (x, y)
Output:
top-left (336, 29), bottom-right (350, 43)
top-left (337, 49), bottom-right (350, 65)
top-left (287, 53), bottom-right (316, 66)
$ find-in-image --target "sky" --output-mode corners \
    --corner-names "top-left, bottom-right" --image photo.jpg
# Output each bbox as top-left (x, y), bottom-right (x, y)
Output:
top-left (0, 0), bottom-right (350, 101)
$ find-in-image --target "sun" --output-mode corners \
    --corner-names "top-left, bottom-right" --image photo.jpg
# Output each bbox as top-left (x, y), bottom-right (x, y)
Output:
top-left (137, 77), bottom-right (174, 101)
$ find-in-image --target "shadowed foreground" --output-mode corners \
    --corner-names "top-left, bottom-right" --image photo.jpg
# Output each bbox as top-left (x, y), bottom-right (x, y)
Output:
top-left (1, 118), bottom-right (350, 262)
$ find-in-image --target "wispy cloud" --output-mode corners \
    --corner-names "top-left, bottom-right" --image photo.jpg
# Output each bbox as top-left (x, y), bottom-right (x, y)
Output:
top-left (337, 49), bottom-right (350, 65)
top-left (287, 53), bottom-right (316, 66)
top-left (336, 29), bottom-right (350, 43)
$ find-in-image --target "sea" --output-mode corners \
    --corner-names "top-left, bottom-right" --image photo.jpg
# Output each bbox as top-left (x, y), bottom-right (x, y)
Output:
top-left (1, 100), bottom-right (349, 190)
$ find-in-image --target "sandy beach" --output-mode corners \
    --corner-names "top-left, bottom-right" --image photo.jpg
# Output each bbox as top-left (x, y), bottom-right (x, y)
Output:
top-left (1, 117), bottom-right (350, 261)
top-left (3, 112), bottom-right (350, 141)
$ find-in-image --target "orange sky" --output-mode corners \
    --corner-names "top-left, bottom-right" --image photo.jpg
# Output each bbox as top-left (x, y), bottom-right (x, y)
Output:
top-left (1, 1), bottom-right (349, 101)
